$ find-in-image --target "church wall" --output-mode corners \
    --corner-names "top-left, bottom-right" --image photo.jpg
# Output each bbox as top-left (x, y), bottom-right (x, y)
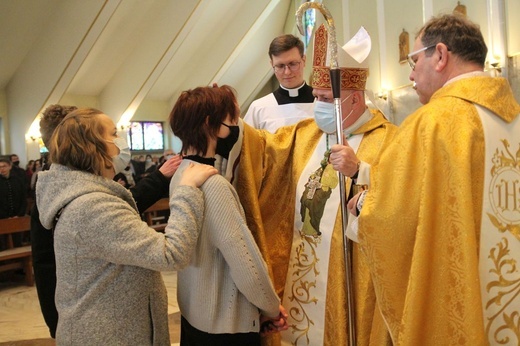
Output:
top-left (59, 94), bottom-right (100, 110)
top-left (338, 0), bottom-right (517, 125)
top-left (132, 99), bottom-right (170, 122)
top-left (509, 55), bottom-right (520, 104)
top-left (507, 0), bottom-right (520, 55)
top-left (344, 0), bottom-right (381, 93)
top-left (0, 90), bottom-right (8, 155)
top-left (2, 1), bottom-right (518, 161)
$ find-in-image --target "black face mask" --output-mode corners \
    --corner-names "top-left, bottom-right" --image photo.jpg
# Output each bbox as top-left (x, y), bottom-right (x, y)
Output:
top-left (215, 123), bottom-right (239, 159)
top-left (12, 161), bottom-right (20, 167)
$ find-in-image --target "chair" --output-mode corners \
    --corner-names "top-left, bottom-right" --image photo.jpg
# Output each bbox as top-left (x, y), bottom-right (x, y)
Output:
top-left (142, 198), bottom-right (170, 232)
top-left (0, 216), bottom-right (34, 286)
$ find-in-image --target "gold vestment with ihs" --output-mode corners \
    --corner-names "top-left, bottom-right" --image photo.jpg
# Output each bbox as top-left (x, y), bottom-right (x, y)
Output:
top-left (360, 76), bottom-right (520, 345)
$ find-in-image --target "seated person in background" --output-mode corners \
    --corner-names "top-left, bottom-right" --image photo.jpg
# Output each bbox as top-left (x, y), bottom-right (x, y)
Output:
top-left (29, 159), bottom-right (43, 195)
top-left (169, 85), bottom-right (288, 345)
top-left (0, 156), bottom-right (27, 220)
top-left (0, 156), bottom-right (28, 249)
top-left (36, 107), bottom-right (217, 344)
top-left (25, 159), bottom-right (35, 184)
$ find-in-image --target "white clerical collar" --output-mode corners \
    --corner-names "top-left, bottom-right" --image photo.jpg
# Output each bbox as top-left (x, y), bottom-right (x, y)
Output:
top-left (344, 108), bottom-right (373, 136)
top-left (444, 70), bottom-right (489, 87)
top-left (280, 81), bottom-right (306, 97)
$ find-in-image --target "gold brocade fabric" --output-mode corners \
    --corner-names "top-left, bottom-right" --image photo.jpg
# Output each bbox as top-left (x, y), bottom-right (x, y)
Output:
top-left (237, 111), bottom-right (397, 345)
top-left (359, 76), bottom-right (520, 345)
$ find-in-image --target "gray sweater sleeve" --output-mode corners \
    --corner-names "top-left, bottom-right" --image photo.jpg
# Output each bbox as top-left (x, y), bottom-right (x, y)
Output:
top-left (69, 185), bottom-right (203, 271)
top-left (204, 177), bottom-right (280, 318)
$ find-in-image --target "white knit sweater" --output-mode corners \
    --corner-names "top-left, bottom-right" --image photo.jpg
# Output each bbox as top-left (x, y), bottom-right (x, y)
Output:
top-left (172, 160), bottom-right (280, 334)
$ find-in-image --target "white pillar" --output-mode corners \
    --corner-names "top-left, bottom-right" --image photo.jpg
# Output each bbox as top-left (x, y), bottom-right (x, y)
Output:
top-left (487, 0), bottom-right (508, 78)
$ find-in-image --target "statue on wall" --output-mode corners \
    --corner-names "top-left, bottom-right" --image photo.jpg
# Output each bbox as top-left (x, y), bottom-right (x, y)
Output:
top-left (399, 29), bottom-right (409, 64)
top-left (454, 1), bottom-right (467, 17)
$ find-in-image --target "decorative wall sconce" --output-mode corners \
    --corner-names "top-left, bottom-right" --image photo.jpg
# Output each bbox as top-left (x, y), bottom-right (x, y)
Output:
top-left (25, 132), bottom-right (41, 143)
top-left (486, 60), bottom-right (502, 76)
top-left (490, 62), bottom-right (502, 74)
top-left (376, 90), bottom-right (388, 101)
top-left (117, 121), bottom-right (131, 132)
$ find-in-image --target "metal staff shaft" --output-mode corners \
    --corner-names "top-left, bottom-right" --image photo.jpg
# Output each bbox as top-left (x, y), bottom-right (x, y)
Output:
top-left (296, 3), bottom-right (356, 346)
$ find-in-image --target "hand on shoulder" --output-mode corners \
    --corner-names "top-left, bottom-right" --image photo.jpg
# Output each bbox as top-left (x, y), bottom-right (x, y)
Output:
top-left (179, 163), bottom-right (218, 188)
top-left (159, 155), bottom-right (182, 178)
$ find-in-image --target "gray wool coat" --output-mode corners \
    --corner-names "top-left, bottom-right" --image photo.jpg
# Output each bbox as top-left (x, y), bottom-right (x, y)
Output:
top-left (36, 164), bottom-right (204, 345)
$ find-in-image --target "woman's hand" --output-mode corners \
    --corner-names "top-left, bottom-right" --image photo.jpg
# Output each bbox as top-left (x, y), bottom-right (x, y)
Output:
top-left (158, 155), bottom-right (182, 178)
top-left (260, 305), bottom-right (289, 335)
top-left (179, 163), bottom-right (218, 188)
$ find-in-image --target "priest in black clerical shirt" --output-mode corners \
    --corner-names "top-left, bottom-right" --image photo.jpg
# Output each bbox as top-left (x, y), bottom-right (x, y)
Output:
top-left (244, 34), bottom-right (315, 133)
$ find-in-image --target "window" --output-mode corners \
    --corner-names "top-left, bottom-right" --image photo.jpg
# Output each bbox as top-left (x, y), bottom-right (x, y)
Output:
top-left (128, 121), bottom-right (164, 151)
top-left (303, 3), bottom-right (316, 50)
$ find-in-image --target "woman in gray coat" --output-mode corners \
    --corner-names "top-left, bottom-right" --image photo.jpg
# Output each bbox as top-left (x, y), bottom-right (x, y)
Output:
top-left (36, 108), bottom-right (217, 345)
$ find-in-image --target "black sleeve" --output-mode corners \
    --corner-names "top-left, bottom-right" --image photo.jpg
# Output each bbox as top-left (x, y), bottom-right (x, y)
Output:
top-left (130, 170), bottom-right (170, 213)
top-left (30, 203), bottom-right (58, 338)
top-left (16, 177), bottom-right (27, 216)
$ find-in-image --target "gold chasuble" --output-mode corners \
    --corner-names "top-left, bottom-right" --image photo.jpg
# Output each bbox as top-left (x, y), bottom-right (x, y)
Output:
top-left (359, 76), bottom-right (520, 345)
top-left (237, 110), bottom-right (397, 345)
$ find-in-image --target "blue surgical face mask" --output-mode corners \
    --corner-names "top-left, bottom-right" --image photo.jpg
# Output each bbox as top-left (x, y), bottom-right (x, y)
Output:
top-left (108, 137), bottom-right (131, 174)
top-left (313, 101), bottom-right (336, 133)
top-left (313, 93), bottom-right (354, 134)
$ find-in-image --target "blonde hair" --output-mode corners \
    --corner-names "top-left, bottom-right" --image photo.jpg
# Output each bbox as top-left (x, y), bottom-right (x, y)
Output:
top-left (49, 108), bottom-right (113, 175)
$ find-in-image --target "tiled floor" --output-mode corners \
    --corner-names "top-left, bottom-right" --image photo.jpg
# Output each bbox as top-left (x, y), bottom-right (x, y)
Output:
top-left (0, 271), bottom-right (181, 345)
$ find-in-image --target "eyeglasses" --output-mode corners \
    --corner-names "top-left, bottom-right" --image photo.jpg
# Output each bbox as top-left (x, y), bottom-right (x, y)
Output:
top-left (272, 61), bottom-right (302, 73)
top-left (407, 45), bottom-right (436, 70)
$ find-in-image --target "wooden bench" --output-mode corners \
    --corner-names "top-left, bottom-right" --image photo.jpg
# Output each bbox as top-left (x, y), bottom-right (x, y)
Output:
top-left (0, 216), bottom-right (34, 286)
top-left (142, 198), bottom-right (170, 232)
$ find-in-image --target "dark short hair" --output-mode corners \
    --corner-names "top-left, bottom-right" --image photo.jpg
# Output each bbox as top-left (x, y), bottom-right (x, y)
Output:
top-left (0, 157), bottom-right (11, 165)
top-left (49, 108), bottom-right (113, 176)
top-left (268, 34), bottom-right (304, 59)
top-left (40, 104), bottom-right (78, 147)
top-left (418, 14), bottom-right (487, 67)
top-left (169, 85), bottom-right (239, 156)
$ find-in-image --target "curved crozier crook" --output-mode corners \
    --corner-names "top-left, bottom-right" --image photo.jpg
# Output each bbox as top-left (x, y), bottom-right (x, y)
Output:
top-left (295, 2), bottom-right (338, 70)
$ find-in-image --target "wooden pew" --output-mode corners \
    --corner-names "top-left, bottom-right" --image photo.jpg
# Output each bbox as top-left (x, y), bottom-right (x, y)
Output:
top-left (142, 198), bottom-right (170, 232)
top-left (0, 216), bottom-right (34, 286)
